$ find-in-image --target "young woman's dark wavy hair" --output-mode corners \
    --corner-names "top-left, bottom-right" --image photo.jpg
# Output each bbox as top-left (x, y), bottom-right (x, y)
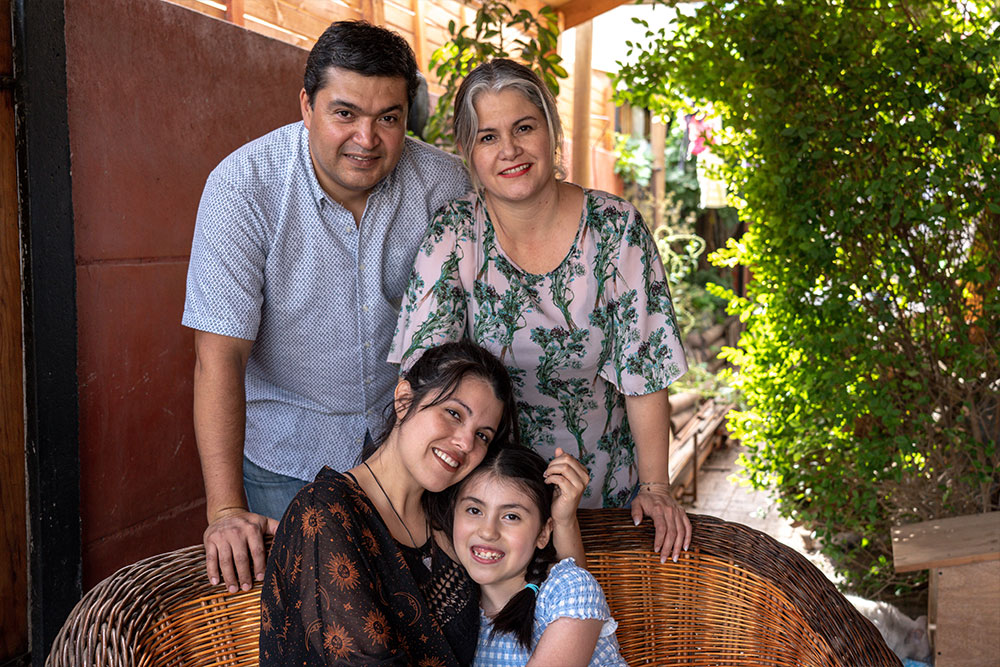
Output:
top-left (434, 447), bottom-right (558, 650)
top-left (360, 338), bottom-right (520, 464)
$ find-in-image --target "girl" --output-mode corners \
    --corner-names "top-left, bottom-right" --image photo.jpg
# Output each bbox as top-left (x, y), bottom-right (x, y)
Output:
top-left (437, 447), bottom-right (628, 666)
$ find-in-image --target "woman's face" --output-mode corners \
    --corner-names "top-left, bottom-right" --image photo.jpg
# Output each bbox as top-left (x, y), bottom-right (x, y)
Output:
top-left (469, 88), bottom-right (554, 204)
top-left (395, 375), bottom-right (504, 493)
top-left (452, 473), bottom-right (552, 596)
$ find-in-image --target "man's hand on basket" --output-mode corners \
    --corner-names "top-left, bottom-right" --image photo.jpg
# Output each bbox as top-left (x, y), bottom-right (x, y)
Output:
top-left (203, 508), bottom-right (278, 593)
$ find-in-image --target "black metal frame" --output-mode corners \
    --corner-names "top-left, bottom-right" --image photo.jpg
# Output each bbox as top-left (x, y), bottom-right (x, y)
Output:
top-left (12, 0), bottom-right (82, 663)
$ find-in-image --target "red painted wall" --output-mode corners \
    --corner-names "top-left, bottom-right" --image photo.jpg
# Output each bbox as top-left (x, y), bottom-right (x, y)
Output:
top-left (64, 0), bottom-right (307, 587)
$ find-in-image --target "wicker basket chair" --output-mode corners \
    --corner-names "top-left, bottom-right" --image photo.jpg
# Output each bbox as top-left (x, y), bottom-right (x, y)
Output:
top-left (47, 510), bottom-right (900, 666)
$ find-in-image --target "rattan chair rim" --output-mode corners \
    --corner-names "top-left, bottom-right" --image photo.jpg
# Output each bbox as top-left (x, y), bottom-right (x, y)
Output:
top-left (46, 510), bottom-right (902, 667)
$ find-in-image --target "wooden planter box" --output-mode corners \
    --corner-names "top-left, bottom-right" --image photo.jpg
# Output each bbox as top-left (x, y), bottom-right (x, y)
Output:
top-left (891, 512), bottom-right (1000, 666)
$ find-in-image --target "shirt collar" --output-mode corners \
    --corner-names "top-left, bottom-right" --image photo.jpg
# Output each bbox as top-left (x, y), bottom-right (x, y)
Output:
top-left (298, 122), bottom-right (328, 208)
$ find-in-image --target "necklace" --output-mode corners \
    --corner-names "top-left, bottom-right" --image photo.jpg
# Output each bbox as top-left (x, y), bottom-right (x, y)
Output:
top-left (363, 461), bottom-right (432, 569)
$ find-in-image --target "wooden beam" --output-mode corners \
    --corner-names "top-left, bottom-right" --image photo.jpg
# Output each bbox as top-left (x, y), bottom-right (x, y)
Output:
top-left (361, 0), bottom-right (385, 26)
top-left (571, 20), bottom-right (593, 187)
top-left (554, 0), bottom-right (631, 30)
top-left (892, 512), bottom-right (1000, 573)
top-left (225, 0), bottom-right (245, 26)
top-left (0, 0), bottom-right (28, 660)
top-left (413, 0), bottom-right (427, 74)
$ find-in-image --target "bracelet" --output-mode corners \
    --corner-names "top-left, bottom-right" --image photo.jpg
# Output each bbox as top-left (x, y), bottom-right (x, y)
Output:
top-left (638, 481), bottom-right (671, 493)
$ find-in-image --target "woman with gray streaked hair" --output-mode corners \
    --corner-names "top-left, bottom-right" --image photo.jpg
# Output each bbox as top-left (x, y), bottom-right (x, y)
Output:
top-left (390, 58), bottom-right (693, 565)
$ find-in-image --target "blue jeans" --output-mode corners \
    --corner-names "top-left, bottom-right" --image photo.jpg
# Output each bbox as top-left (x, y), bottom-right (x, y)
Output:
top-left (242, 457), bottom-right (309, 521)
top-left (242, 432), bottom-right (374, 520)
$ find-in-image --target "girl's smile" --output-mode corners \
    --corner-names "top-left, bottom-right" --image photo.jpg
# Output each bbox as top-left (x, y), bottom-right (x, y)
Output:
top-left (452, 473), bottom-right (553, 613)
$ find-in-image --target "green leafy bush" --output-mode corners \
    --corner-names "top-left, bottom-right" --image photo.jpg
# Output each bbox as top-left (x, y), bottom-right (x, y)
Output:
top-left (612, 132), bottom-right (654, 187)
top-left (423, 1), bottom-right (566, 150)
top-left (616, 0), bottom-right (999, 594)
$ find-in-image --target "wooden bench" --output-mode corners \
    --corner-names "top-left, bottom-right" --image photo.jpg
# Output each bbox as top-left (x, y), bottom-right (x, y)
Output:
top-left (892, 511), bottom-right (1000, 666)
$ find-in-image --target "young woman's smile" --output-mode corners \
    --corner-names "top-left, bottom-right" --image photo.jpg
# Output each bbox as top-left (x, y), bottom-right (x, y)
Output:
top-left (394, 376), bottom-right (504, 493)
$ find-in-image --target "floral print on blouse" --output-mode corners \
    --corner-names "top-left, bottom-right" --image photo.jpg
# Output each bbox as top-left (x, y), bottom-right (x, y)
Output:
top-left (389, 188), bottom-right (687, 507)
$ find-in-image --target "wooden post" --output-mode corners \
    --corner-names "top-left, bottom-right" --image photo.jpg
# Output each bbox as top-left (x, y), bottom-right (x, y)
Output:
top-left (571, 20), bottom-right (593, 187)
top-left (15, 0), bottom-right (83, 656)
top-left (0, 0), bottom-right (28, 661)
top-left (361, 0), bottom-right (386, 26)
top-left (650, 116), bottom-right (666, 229)
top-left (225, 0), bottom-right (244, 26)
top-left (413, 0), bottom-right (427, 74)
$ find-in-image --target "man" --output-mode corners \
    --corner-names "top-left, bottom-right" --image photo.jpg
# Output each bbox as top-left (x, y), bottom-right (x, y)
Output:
top-left (182, 21), bottom-right (469, 593)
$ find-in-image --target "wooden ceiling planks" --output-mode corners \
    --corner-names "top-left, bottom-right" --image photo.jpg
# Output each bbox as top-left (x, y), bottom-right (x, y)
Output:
top-left (549, 0), bottom-right (630, 30)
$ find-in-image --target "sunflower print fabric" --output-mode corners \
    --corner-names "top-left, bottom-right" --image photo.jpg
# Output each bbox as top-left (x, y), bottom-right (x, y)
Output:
top-left (389, 188), bottom-right (688, 508)
top-left (260, 468), bottom-right (477, 666)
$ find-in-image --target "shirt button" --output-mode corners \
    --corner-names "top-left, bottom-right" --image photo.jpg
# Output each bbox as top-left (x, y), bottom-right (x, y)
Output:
top-left (344, 224), bottom-right (352, 233)
top-left (358, 262), bottom-right (366, 272)
top-left (362, 304), bottom-right (369, 313)
top-left (364, 341), bottom-right (372, 350)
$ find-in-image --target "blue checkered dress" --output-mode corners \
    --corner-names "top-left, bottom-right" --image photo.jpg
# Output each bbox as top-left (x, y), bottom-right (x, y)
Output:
top-left (473, 558), bottom-right (628, 666)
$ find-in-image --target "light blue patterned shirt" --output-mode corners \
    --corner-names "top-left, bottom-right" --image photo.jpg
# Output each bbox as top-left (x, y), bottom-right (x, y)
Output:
top-left (474, 558), bottom-right (628, 667)
top-left (183, 122), bottom-right (469, 481)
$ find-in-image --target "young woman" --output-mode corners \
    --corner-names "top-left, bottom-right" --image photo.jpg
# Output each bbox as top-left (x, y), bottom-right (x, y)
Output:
top-left (259, 341), bottom-right (587, 666)
top-left (391, 58), bottom-right (692, 563)
top-left (436, 447), bottom-right (628, 666)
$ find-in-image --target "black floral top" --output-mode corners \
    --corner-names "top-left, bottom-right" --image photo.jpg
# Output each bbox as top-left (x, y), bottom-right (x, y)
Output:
top-left (260, 468), bottom-right (479, 666)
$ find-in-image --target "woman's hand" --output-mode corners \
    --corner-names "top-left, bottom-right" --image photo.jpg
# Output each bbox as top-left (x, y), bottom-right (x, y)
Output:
top-left (544, 447), bottom-right (589, 525)
top-left (630, 484), bottom-right (691, 564)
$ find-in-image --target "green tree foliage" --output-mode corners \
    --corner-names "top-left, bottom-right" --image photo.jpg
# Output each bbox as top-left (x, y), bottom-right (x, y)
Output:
top-left (616, 0), bottom-right (999, 593)
top-left (613, 132), bottom-right (654, 187)
top-left (424, 1), bottom-right (566, 150)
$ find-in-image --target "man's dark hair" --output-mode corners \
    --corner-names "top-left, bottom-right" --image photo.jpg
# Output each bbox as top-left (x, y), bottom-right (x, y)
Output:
top-left (304, 21), bottom-right (419, 107)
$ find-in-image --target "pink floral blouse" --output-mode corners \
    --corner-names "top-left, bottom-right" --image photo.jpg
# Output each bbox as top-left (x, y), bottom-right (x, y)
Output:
top-left (389, 188), bottom-right (687, 507)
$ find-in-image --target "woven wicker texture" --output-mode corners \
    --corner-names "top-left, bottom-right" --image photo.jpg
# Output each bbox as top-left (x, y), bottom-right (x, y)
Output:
top-left (579, 510), bottom-right (900, 666)
top-left (47, 511), bottom-right (901, 666)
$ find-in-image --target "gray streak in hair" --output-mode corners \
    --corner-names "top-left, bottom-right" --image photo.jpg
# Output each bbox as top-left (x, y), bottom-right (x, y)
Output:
top-left (452, 59), bottom-right (565, 189)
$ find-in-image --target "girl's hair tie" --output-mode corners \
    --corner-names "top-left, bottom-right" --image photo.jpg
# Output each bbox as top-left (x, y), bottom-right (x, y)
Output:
top-left (523, 583), bottom-right (540, 595)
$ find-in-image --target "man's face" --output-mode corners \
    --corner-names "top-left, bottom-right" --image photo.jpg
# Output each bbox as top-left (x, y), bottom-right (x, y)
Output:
top-left (300, 67), bottom-right (408, 208)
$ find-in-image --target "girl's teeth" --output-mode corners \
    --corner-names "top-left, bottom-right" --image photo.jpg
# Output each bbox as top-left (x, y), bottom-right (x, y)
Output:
top-left (473, 548), bottom-right (503, 560)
